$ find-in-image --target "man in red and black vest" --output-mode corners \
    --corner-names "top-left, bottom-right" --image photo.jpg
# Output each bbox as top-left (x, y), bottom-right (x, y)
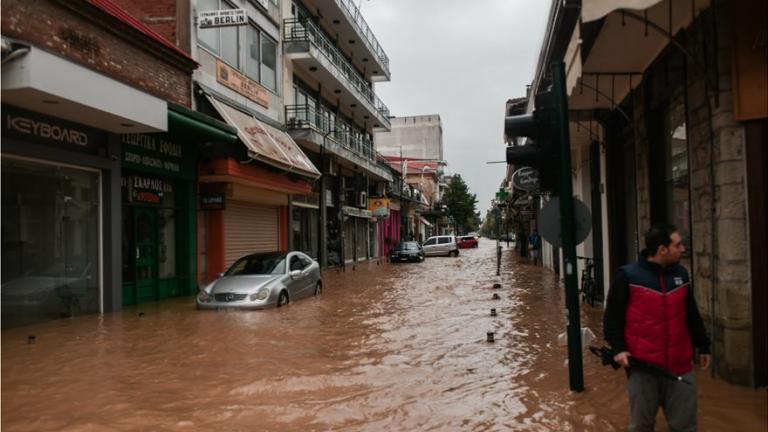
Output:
top-left (604, 224), bottom-right (711, 432)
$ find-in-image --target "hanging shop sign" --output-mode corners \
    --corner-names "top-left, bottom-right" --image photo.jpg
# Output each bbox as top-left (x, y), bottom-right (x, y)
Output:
top-left (368, 197), bottom-right (390, 218)
top-left (511, 167), bottom-right (540, 192)
top-left (198, 9), bottom-right (247, 28)
top-left (200, 192), bottom-right (226, 211)
top-left (216, 60), bottom-right (270, 108)
top-left (2, 105), bottom-right (105, 154)
top-left (122, 134), bottom-right (195, 179)
top-left (342, 206), bottom-right (372, 218)
top-left (125, 175), bottom-right (170, 204)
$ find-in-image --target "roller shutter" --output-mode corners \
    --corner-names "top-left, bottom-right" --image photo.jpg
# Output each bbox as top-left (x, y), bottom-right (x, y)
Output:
top-left (224, 201), bottom-right (279, 267)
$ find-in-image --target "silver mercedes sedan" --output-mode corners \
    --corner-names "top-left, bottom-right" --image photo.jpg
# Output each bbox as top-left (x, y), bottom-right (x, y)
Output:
top-left (196, 251), bottom-right (322, 310)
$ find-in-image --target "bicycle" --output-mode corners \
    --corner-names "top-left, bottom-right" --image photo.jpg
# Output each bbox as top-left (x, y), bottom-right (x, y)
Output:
top-left (577, 256), bottom-right (602, 307)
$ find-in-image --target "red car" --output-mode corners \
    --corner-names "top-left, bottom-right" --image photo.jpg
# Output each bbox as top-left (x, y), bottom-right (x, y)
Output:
top-left (457, 235), bottom-right (478, 249)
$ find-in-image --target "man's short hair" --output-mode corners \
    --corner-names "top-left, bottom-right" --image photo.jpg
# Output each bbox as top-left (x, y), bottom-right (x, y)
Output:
top-left (645, 224), bottom-right (678, 256)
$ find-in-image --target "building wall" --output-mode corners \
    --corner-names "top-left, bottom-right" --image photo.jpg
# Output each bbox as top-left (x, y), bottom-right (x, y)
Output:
top-left (375, 115), bottom-right (444, 161)
top-left (1, 0), bottom-right (193, 106)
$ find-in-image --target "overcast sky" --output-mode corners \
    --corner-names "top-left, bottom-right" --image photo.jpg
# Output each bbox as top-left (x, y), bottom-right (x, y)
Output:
top-left (362, 0), bottom-right (551, 214)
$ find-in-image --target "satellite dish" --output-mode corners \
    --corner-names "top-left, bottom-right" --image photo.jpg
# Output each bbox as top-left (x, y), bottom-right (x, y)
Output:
top-left (537, 197), bottom-right (592, 248)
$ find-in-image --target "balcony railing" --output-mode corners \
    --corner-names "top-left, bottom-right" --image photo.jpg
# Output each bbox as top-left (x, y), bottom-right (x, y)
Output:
top-left (286, 104), bottom-right (376, 161)
top-left (284, 18), bottom-right (390, 121)
top-left (335, 0), bottom-right (390, 75)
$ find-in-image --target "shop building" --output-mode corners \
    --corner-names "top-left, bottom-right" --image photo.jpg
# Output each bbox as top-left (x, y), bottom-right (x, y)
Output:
top-left (282, 0), bottom-right (393, 268)
top-left (516, 0), bottom-right (767, 386)
top-left (1, 0), bottom-right (197, 326)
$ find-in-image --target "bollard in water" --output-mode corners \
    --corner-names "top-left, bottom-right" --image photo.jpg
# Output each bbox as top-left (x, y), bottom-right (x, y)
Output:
top-left (493, 283), bottom-right (502, 289)
top-left (138, 312), bottom-right (145, 318)
top-left (490, 308), bottom-right (497, 317)
top-left (28, 335), bottom-right (36, 344)
top-left (492, 293), bottom-right (501, 300)
top-left (487, 332), bottom-right (495, 343)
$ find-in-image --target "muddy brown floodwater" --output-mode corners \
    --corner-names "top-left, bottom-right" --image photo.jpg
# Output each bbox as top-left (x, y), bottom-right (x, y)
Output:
top-left (3, 241), bottom-right (766, 431)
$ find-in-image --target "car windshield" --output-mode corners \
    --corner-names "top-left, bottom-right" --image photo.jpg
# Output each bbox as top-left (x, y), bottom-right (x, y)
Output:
top-left (225, 253), bottom-right (286, 276)
top-left (395, 242), bottom-right (420, 251)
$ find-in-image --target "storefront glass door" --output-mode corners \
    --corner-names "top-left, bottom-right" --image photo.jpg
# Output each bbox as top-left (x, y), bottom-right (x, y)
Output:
top-left (2, 157), bottom-right (101, 328)
top-left (134, 208), bottom-right (158, 303)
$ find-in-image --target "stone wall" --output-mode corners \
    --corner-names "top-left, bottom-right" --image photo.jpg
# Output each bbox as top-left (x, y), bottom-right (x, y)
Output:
top-left (684, 3), bottom-right (752, 385)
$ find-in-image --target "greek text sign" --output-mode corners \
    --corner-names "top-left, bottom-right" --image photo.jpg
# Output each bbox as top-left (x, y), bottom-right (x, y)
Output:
top-left (122, 134), bottom-right (195, 179)
top-left (216, 60), bottom-right (270, 108)
top-left (198, 9), bottom-right (247, 28)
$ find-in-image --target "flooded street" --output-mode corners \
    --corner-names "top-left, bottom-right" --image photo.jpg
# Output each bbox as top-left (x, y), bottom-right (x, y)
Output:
top-left (3, 241), bottom-right (766, 431)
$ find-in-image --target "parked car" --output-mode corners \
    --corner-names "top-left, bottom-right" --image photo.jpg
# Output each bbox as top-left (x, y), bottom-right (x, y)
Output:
top-left (457, 235), bottom-right (479, 249)
top-left (197, 251), bottom-right (321, 310)
top-left (422, 235), bottom-right (460, 257)
top-left (389, 241), bottom-right (425, 263)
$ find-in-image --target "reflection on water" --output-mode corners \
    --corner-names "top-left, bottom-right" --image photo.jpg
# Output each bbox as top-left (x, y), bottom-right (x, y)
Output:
top-left (2, 242), bottom-right (766, 431)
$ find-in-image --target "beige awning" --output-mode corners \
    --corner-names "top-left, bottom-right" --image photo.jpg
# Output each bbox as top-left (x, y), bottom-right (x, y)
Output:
top-left (206, 95), bottom-right (320, 179)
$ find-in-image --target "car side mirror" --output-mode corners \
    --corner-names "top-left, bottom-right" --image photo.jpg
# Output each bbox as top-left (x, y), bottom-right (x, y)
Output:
top-left (290, 269), bottom-right (301, 278)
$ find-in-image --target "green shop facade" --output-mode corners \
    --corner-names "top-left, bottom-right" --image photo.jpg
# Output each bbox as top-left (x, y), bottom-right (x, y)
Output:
top-left (120, 105), bottom-right (237, 305)
top-left (120, 130), bottom-right (197, 305)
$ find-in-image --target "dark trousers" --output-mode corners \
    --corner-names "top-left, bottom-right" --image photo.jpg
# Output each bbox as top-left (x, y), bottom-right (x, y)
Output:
top-left (627, 368), bottom-right (697, 432)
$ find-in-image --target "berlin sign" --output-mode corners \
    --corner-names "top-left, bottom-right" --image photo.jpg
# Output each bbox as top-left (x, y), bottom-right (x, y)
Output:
top-left (198, 9), bottom-right (247, 28)
top-left (511, 167), bottom-right (540, 191)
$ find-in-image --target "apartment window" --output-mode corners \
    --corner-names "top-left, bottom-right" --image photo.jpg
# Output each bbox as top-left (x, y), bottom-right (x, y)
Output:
top-left (260, 36), bottom-right (277, 91)
top-left (246, 25), bottom-right (260, 81)
top-left (198, 1), bottom-right (239, 68)
top-left (197, 0), bottom-right (220, 53)
top-left (244, 24), bottom-right (277, 92)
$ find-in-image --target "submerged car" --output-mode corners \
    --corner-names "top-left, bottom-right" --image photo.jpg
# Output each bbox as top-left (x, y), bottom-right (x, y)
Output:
top-left (422, 235), bottom-right (460, 257)
top-left (457, 235), bottom-right (479, 249)
top-left (197, 251), bottom-right (321, 310)
top-left (389, 241), bottom-right (425, 263)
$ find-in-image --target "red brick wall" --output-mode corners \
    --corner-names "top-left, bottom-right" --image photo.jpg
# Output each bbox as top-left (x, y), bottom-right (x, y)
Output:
top-left (109, 0), bottom-right (178, 48)
top-left (1, 0), bottom-right (192, 106)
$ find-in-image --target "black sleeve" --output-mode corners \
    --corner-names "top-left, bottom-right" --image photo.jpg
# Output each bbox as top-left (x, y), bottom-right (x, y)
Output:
top-left (686, 285), bottom-right (711, 354)
top-left (603, 269), bottom-right (630, 355)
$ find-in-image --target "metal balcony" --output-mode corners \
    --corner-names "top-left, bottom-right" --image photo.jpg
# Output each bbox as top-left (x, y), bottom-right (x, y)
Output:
top-left (284, 18), bottom-right (391, 130)
top-left (332, 0), bottom-right (390, 78)
top-left (286, 104), bottom-right (393, 181)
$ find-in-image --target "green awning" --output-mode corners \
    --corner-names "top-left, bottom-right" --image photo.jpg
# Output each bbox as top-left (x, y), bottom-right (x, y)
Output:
top-left (167, 102), bottom-right (238, 144)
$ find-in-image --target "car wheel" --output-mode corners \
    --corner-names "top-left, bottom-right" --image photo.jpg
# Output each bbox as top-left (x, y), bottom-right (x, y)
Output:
top-left (314, 282), bottom-right (322, 296)
top-left (452, 250), bottom-right (459, 257)
top-left (418, 255), bottom-right (425, 262)
top-left (277, 290), bottom-right (289, 307)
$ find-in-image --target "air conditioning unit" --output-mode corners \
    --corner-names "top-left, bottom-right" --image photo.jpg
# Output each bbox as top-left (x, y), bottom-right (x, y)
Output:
top-left (324, 158), bottom-right (336, 175)
top-left (359, 191), bottom-right (368, 207)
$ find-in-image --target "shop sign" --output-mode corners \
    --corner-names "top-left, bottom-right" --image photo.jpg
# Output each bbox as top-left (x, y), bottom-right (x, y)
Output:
top-left (368, 197), bottom-right (390, 218)
top-left (511, 167), bottom-right (540, 192)
top-left (126, 175), bottom-right (169, 204)
top-left (342, 206), bottom-right (372, 218)
top-left (122, 134), bottom-right (195, 179)
top-left (216, 60), bottom-right (270, 108)
top-left (2, 105), bottom-right (105, 154)
top-left (198, 9), bottom-right (247, 28)
top-left (200, 192), bottom-right (226, 211)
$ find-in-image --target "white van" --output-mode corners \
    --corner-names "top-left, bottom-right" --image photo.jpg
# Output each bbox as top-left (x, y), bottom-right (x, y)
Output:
top-left (422, 235), bottom-right (459, 257)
